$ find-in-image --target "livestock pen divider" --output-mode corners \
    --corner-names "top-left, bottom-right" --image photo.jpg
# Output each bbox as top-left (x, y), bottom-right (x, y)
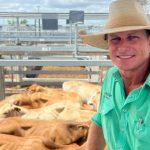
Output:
top-left (0, 59), bottom-right (113, 100)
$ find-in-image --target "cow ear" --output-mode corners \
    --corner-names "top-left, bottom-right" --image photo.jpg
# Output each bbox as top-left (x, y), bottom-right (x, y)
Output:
top-left (67, 122), bottom-right (89, 130)
top-left (67, 123), bottom-right (78, 129)
top-left (67, 123), bottom-right (82, 129)
top-left (77, 125), bottom-right (89, 130)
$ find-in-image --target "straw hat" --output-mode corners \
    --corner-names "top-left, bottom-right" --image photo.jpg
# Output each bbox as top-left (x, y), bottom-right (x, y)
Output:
top-left (79, 0), bottom-right (150, 50)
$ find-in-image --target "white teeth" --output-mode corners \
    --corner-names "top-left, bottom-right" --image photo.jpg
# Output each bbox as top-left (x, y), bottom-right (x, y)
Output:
top-left (118, 56), bottom-right (132, 59)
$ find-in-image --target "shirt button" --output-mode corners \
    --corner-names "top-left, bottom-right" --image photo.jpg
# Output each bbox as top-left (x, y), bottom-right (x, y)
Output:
top-left (122, 109), bottom-right (127, 112)
top-left (138, 117), bottom-right (144, 124)
top-left (121, 128), bottom-right (125, 132)
top-left (117, 147), bottom-right (122, 150)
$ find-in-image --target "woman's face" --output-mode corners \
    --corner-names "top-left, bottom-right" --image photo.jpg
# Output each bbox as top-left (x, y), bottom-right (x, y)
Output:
top-left (107, 30), bottom-right (150, 71)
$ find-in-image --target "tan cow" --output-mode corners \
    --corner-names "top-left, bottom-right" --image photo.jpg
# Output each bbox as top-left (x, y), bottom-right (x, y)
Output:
top-left (0, 117), bottom-right (88, 149)
top-left (0, 134), bottom-right (83, 150)
top-left (0, 100), bottom-right (95, 123)
top-left (63, 80), bottom-right (101, 110)
top-left (0, 82), bottom-right (106, 149)
top-left (2, 82), bottom-right (100, 110)
top-left (26, 83), bottom-right (62, 94)
top-left (0, 88), bottom-right (82, 109)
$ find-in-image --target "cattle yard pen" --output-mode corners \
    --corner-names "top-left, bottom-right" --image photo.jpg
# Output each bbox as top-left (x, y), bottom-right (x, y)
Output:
top-left (0, 12), bottom-right (114, 99)
top-left (0, 49), bottom-right (113, 99)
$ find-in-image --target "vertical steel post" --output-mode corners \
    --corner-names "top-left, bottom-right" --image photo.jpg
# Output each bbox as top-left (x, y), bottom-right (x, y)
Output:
top-left (16, 16), bottom-right (20, 45)
top-left (70, 22), bottom-right (72, 45)
top-left (74, 23), bottom-right (78, 56)
top-left (0, 66), bottom-right (5, 100)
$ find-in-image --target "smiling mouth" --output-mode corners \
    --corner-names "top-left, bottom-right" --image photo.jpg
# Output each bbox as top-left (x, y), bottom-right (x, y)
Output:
top-left (117, 55), bottom-right (135, 59)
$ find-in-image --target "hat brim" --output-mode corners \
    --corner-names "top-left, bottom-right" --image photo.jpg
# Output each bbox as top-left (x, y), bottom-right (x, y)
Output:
top-left (79, 26), bottom-right (150, 50)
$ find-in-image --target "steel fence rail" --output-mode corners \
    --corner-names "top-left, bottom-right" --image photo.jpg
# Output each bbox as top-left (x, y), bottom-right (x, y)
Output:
top-left (0, 59), bottom-right (113, 66)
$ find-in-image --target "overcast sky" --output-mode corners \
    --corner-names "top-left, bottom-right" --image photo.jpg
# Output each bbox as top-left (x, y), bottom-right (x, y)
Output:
top-left (0, 0), bottom-right (112, 13)
top-left (0, 0), bottom-right (149, 13)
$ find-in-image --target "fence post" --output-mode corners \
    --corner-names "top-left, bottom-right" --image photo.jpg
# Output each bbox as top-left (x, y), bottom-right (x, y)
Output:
top-left (0, 66), bottom-right (5, 100)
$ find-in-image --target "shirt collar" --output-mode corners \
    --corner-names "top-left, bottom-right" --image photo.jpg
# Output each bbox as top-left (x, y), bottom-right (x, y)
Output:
top-left (112, 68), bottom-right (150, 87)
top-left (112, 68), bottom-right (122, 82)
top-left (145, 73), bottom-right (150, 87)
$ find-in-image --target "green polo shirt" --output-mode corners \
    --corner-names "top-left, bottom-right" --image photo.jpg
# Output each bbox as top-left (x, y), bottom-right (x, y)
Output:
top-left (92, 66), bottom-right (150, 150)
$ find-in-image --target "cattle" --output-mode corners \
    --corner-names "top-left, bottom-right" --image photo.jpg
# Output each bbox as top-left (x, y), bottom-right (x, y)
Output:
top-left (0, 81), bottom-right (107, 150)
top-left (2, 82), bottom-right (100, 110)
top-left (0, 101), bottom-right (95, 123)
top-left (63, 80), bottom-right (101, 110)
top-left (25, 57), bottom-right (42, 78)
top-left (25, 66), bottom-right (43, 78)
top-left (0, 117), bottom-right (89, 150)
top-left (1, 87), bottom-right (83, 109)
top-left (26, 83), bottom-right (62, 94)
top-left (0, 134), bottom-right (82, 150)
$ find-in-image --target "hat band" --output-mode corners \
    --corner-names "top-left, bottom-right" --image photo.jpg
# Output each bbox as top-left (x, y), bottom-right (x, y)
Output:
top-left (105, 16), bottom-right (150, 29)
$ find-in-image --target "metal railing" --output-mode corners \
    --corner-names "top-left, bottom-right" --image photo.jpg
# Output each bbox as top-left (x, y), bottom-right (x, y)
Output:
top-left (0, 59), bottom-right (113, 99)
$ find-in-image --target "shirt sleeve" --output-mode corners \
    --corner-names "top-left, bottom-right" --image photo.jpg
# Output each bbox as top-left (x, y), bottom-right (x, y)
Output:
top-left (91, 68), bottom-right (114, 127)
top-left (91, 81), bottom-right (105, 127)
top-left (91, 112), bottom-right (102, 127)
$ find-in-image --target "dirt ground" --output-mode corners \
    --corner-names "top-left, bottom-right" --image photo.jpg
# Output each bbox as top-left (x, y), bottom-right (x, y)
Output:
top-left (38, 66), bottom-right (88, 78)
